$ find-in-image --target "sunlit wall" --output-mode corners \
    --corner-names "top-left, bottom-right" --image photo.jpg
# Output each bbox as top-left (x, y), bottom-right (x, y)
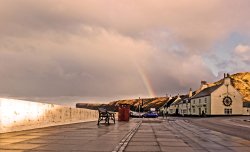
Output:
top-left (0, 98), bottom-right (98, 133)
top-left (243, 107), bottom-right (250, 115)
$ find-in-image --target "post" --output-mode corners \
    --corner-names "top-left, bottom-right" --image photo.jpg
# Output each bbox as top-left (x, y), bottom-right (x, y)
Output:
top-left (138, 97), bottom-right (141, 117)
top-left (141, 99), bottom-right (144, 112)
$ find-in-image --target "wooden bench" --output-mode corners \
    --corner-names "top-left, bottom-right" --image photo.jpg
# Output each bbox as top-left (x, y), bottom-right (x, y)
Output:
top-left (97, 108), bottom-right (116, 125)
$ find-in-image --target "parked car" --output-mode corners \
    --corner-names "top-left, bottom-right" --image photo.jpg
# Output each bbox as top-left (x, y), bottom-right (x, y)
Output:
top-left (130, 111), bottom-right (144, 118)
top-left (142, 111), bottom-right (158, 118)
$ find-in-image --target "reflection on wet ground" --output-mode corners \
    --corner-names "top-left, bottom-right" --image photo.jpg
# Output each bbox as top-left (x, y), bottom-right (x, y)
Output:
top-left (0, 117), bottom-right (250, 152)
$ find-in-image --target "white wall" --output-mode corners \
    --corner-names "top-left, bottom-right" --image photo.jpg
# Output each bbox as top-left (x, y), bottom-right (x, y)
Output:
top-left (243, 107), bottom-right (250, 115)
top-left (0, 98), bottom-right (98, 133)
top-left (179, 103), bottom-right (188, 115)
top-left (211, 85), bottom-right (243, 115)
top-left (168, 105), bottom-right (177, 114)
top-left (191, 96), bottom-right (210, 115)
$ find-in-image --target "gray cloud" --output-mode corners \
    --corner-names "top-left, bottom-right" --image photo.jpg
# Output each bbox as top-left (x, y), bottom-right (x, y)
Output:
top-left (0, 1), bottom-right (249, 105)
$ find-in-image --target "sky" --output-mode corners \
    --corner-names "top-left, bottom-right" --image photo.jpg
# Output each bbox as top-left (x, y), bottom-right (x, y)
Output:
top-left (0, 0), bottom-right (250, 106)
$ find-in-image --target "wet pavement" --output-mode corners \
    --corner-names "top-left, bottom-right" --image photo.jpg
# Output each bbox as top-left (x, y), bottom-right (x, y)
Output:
top-left (190, 116), bottom-right (250, 140)
top-left (124, 118), bottom-right (250, 152)
top-left (0, 120), bottom-right (139, 152)
top-left (0, 117), bottom-right (250, 152)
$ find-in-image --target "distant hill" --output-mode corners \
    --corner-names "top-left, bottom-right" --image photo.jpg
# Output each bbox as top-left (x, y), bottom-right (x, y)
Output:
top-left (76, 97), bottom-right (168, 112)
top-left (76, 72), bottom-right (250, 111)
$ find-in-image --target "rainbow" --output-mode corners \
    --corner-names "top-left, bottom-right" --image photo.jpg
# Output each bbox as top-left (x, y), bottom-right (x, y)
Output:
top-left (135, 62), bottom-right (156, 97)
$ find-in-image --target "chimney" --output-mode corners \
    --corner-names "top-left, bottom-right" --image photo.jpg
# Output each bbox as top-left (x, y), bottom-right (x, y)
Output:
top-left (188, 88), bottom-right (192, 98)
top-left (177, 93), bottom-right (180, 99)
top-left (200, 81), bottom-right (208, 90)
top-left (201, 81), bottom-right (207, 90)
top-left (201, 81), bottom-right (207, 85)
top-left (224, 73), bottom-right (231, 85)
top-left (224, 73), bottom-right (226, 78)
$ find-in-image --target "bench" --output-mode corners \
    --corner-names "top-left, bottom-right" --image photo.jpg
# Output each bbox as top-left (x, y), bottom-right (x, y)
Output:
top-left (97, 108), bottom-right (116, 125)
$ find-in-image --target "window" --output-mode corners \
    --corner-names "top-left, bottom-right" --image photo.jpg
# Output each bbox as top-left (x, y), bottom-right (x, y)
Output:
top-left (224, 108), bottom-right (232, 115)
top-left (199, 99), bottom-right (201, 104)
top-left (224, 109), bottom-right (227, 114)
top-left (193, 100), bottom-right (195, 104)
top-left (183, 110), bottom-right (187, 114)
top-left (204, 108), bottom-right (207, 113)
top-left (193, 108), bottom-right (195, 113)
top-left (205, 98), bottom-right (207, 103)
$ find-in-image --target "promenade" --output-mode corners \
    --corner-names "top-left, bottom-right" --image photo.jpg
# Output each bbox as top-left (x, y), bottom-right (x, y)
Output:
top-left (1, 118), bottom-right (250, 152)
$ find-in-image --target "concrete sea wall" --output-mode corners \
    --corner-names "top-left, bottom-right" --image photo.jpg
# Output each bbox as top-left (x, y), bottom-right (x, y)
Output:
top-left (0, 98), bottom-right (98, 133)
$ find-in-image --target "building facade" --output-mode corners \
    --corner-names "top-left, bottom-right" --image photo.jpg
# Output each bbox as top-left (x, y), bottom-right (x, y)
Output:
top-left (168, 96), bottom-right (181, 115)
top-left (190, 75), bottom-right (243, 115)
top-left (167, 74), bottom-right (248, 116)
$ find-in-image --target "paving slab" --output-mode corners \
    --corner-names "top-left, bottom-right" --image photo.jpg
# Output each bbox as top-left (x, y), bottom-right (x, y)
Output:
top-left (125, 145), bottom-right (161, 152)
top-left (160, 146), bottom-right (195, 152)
top-left (128, 141), bottom-right (159, 146)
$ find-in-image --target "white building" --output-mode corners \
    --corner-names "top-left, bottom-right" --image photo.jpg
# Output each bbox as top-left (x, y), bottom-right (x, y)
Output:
top-left (178, 88), bottom-right (193, 115)
top-left (178, 97), bottom-right (191, 115)
top-left (190, 74), bottom-right (243, 116)
top-left (167, 96), bottom-right (180, 115)
top-left (167, 73), bottom-right (249, 116)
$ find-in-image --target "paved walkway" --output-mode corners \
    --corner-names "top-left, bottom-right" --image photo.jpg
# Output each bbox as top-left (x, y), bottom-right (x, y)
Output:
top-left (1, 118), bottom-right (250, 152)
top-left (0, 120), bottom-right (139, 152)
top-left (124, 118), bottom-right (250, 152)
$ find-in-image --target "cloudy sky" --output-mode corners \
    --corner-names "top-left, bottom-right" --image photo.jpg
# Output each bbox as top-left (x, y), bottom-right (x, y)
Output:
top-left (0, 0), bottom-right (250, 105)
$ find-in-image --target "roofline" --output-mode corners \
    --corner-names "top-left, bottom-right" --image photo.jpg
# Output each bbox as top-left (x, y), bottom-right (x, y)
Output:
top-left (191, 83), bottom-right (223, 99)
top-left (191, 95), bottom-right (210, 100)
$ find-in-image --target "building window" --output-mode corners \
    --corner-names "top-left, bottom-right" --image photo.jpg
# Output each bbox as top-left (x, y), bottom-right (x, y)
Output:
top-left (205, 98), bottom-right (207, 103)
top-left (204, 108), bottom-right (207, 113)
top-left (193, 108), bottom-right (195, 113)
top-left (199, 99), bottom-right (201, 104)
top-left (193, 100), bottom-right (195, 104)
top-left (224, 108), bottom-right (232, 115)
top-left (183, 110), bottom-right (187, 114)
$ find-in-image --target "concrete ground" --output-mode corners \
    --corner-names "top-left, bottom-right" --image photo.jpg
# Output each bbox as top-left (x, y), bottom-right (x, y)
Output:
top-left (0, 117), bottom-right (250, 152)
top-left (189, 116), bottom-right (250, 140)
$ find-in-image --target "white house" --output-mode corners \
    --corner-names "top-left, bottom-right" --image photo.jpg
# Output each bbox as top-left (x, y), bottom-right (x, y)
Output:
top-left (178, 88), bottom-right (193, 115)
top-left (178, 97), bottom-right (191, 115)
top-left (167, 73), bottom-right (249, 116)
top-left (167, 96), bottom-right (181, 115)
top-left (190, 74), bottom-right (243, 116)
